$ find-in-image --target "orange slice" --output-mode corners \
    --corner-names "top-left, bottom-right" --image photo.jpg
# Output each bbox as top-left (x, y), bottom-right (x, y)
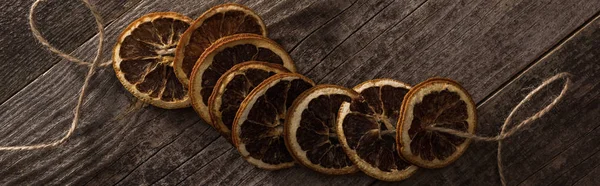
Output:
top-left (285, 85), bottom-right (360, 175)
top-left (208, 61), bottom-right (290, 139)
top-left (337, 79), bottom-right (418, 181)
top-left (397, 78), bottom-right (477, 168)
top-left (174, 3), bottom-right (267, 87)
top-left (189, 34), bottom-right (296, 124)
top-left (113, 12), bottom-right (192, 109)
top-left (232, 73), bottom-right (315, 170)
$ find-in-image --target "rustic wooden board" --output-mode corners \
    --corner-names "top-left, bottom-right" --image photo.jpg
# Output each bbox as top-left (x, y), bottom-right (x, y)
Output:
top-left (0, 0), bottom-right (598, 185)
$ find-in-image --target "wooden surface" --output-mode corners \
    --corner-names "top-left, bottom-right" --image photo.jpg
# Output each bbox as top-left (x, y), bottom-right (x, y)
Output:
top-left (0, 0), bottom-right (598, 185)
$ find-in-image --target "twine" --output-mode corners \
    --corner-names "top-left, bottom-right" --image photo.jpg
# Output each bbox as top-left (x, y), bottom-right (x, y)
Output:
top-left (0, 1), bottom-right (572, 186)
top-left (0, 0), bottom-right (108, 150)
top-left (427, 72), bottom-right (571, 186)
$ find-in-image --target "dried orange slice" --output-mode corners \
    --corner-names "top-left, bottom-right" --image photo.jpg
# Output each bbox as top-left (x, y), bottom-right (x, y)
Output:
top-left (337, 79), bottom-right (418, 181)
top-left (284, 85), bottom-right (360, 175)
top-left (174, 3), bottom-right (267, 87)
top-left (232, 73), bottom-right (314, 170)
top-left (113, 12), bottom-right (192, 109)
top-left (397, 78), bottom-right (477, 168)
top-left (189, 34), bottom-right (296, 124)
top-left (208, 61), bottom-right (290, 139)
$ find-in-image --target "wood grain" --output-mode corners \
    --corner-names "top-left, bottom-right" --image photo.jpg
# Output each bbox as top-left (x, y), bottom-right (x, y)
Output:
top-left (0, 0), bottom-right (373, 185)
top-left (376, 12), bottom-right (600, 186)
top-left (0, 0), bottom-right (142, 103)
top-left (308, 0), bottom-right (599, 102)
top-left (0, 0), bottom-right (598, 185)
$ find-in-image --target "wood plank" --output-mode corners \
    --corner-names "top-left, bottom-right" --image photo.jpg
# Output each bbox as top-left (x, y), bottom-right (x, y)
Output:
top-left (310, 0), bottom-right (599, 103)
top-left (375, 12), bottom-right (600, 186)
top-left (573, 162), bottom-right (600, 186)
top-left (0, 0), bottom-right (598, 185)
top-left (500, 15), bottom-right (600, 186)
top-left (0, 0), bottom-right (142, 104)
top-left (547, 126), bottom-right (600, 186)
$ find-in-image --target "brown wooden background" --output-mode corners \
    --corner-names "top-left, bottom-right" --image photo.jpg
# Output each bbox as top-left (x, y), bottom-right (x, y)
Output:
top-left (0, 0), bottom-right (599, 185)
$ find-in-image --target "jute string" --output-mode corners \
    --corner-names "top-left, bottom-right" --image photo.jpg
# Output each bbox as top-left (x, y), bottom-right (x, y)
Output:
top-left (0, 0), bottom-right (108, 150)
top-left (0, 1), bottom-right (572, 185)
top-left (427, 72), bottom-right (571, 186)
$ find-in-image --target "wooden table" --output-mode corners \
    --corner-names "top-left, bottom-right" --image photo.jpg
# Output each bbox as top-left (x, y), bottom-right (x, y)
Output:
top-left (1, 0), bottom-right (598, 185)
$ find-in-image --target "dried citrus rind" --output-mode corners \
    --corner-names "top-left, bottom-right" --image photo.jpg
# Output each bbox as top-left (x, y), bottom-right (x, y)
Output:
top-left (189, 33), bottom-right (296, 124)
top-left (337, 79), bottom-right (418, 181)
top-left (285, 85), bottom-right (360, 175)
top-left (397, 78), bottom-right (477, 169)
top-left (208, 61), bottom-right (289, 139)
top-left (113, 12), bottom-right (192, 109)
top-left (232, 73), bottom-right (314, 170)
top-left (174, 3), bottom-right (267, 87)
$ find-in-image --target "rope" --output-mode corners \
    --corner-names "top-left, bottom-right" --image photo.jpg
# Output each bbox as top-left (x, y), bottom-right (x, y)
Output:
top-left (427, 72), bottom-right (571, 186)
top-left (0, 0), bottom-right (107, 150)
